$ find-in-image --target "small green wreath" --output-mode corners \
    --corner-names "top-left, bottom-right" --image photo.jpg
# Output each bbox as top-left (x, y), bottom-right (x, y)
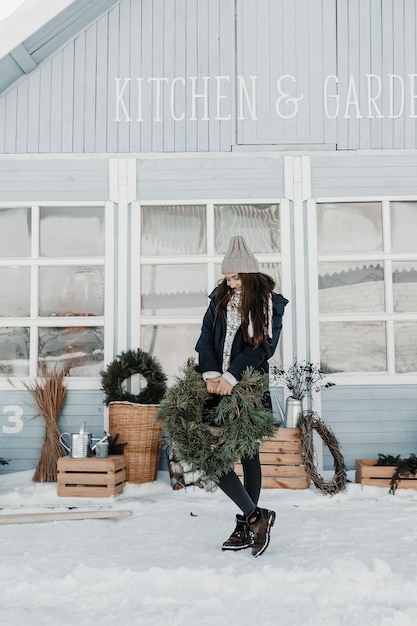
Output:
top-left (100, 349), bottom-right (167, 405)
top-left (157, 358), bottom-right (279, 482)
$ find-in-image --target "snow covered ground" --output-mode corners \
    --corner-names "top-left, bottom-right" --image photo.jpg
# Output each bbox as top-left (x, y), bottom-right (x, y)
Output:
top-left (1, 468), bottom-right (417, 626)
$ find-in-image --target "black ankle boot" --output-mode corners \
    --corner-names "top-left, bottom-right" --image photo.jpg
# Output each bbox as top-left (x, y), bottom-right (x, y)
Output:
top-left (222, 514), bottom-right (253, 551)
top-left (246, 507), bottom-right (276, 557)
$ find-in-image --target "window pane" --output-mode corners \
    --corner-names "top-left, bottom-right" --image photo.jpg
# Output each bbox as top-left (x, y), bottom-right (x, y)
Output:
top-left (39, 327), bottom-right (104, 376)
top-left (0, 208), bottom-right (31, 257)
top-left (141, 265), bottom-right (207, 316)
top-left (40, 207), bottom-right (104, 257)
top-left (320, 322), bottom-right (386, 372)
top-left (0, 328), bottom-right (30, 376)
top-left (141, 205), bottom-right (206, 255)
top-left (391, 202), bottom-right (417, 253)
top-left (393, 262), bottom-right (417, 312)
top-left (395, 322), bottom-right (417, 373)
top-left (259, 262), bottom-right (282, 289)
top-left (317, 202), bottom-right (382, 254)
top-left (318, 262), bottom-right (385, 313)
top-left (39, 266), bottom-right (104, 316)
top-left (214, 204), bottom-right (280, 253)
top-left (0, 267), bottom-right (30, 316)
top-left (141, 324), bottom-right (199, 382)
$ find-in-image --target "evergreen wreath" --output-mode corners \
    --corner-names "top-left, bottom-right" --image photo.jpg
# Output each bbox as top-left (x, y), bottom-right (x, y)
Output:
top-left (157, 358), bottom-right (278, 482)
top-left (297, 410), bottom-right (347, 495)
top-left (100, 349), bottom-right (167, 405)
top-left (376, 453), bottom-right (417, 494)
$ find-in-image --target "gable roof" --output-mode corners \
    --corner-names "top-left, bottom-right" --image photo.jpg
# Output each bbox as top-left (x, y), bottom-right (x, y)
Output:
top-left (0, 0), bottom-right (119, 94)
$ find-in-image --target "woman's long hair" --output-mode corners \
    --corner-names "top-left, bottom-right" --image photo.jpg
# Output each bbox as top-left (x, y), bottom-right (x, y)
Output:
top-left (215, 273), bottom-right (275, 348)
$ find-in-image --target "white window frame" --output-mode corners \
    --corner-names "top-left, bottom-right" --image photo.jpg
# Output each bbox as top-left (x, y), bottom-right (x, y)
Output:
top-left (130, 198), bottom-right (292, 377)
top-left (0, 201), bottom-right (115, 390)
top-left (307, 195), bottom-right (417, 385)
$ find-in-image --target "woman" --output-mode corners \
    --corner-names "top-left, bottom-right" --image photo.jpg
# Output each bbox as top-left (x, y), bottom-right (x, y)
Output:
top-left (195, 235), bottom-right (288, 557)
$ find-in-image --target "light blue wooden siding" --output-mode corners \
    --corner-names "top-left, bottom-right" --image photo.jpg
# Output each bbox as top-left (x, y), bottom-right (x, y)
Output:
top-left (311, 155), bottom-right (417, 197)
top-left (336, 0), bottom-right (417, 150)
top-left (25, 0), bottom-right (119, 65)
top-left (0, 0), bottom-right (235, 155)
top-left (322, 386), bottom-right (417, 471)
top-left (136, 156), bottom-right (285, 200)
top-left (2, 0), bottom-right (417, 153)
top-left (0, 160), bottom-right (108, 201)
top-left (236, 0), bottom-right (337, 147)
top-left (0, 0), bottom-right (118, 93)
top-left (0, 391), bottom-right (104, 474)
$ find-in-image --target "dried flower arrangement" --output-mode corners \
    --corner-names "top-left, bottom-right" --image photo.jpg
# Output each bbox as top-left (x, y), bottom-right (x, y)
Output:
top-left (270, 360), bottom-right (335, 400)
top-left (25, 362), bottom-right (68, 482)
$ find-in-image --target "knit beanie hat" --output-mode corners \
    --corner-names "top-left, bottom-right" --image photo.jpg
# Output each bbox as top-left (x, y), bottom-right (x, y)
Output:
top-left (221, 236), bottom-right (259, 274)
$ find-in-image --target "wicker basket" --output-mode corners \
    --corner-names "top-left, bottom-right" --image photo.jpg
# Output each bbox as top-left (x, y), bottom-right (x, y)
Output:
top-left (108, 401), bottom-right (163, 484)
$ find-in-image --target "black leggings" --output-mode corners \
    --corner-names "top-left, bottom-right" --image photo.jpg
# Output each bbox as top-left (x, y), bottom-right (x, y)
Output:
top-left (217, 451), bottom-right (261, 517)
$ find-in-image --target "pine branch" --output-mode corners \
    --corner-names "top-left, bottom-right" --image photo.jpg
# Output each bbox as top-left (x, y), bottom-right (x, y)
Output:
top-left (377, 453), bottom-right (417, 494)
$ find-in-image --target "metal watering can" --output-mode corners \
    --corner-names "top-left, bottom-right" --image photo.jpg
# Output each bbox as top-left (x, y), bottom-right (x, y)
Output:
top-left (60, 422), bottom-right (92, 458)
top-left (91, 433), bottom-right (110, 458)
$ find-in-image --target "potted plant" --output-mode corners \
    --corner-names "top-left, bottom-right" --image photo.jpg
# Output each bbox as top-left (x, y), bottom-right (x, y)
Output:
top-left (270, 360), bottom-right (335, 427)
top-left (100, 349), bottom-right (167, 484)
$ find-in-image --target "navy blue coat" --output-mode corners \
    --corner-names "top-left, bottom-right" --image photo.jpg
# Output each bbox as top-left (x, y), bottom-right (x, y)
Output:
top-left (195, 288), bottom-right (288, 381)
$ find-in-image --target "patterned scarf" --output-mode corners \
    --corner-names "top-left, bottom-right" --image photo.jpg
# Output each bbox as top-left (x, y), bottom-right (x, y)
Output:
top-left (222, 292), bottom-right (273, 372)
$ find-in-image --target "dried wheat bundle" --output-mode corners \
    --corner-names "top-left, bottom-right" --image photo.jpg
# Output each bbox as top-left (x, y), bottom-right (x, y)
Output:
top-left (25, 363), bottom-right (68, 483)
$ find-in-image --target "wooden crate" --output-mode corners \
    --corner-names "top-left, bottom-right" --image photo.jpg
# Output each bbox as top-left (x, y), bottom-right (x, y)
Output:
top-left (57, 455), bottom-right (126, 497)
top-left (235, 427), bottom-right (310, 489)
top-left (355, 459), bottom-right (417, 490)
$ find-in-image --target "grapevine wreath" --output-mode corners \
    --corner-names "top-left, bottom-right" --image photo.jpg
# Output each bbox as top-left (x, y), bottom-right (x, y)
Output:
top-left (100, 348), bottom-right (167, 405)
top-left (157, 358), bottom-right (279, 482)
top-left (297, 410), bottom-right (347, 494)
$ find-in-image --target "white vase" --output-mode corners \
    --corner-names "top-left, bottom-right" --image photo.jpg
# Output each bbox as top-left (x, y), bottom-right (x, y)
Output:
top-left (284, 397), bottom-right (303, 428)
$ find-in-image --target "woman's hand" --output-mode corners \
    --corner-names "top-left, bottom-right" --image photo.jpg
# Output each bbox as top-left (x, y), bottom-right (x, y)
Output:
top-left (206, 376), bottom-right (233, 395)
top-left (216, 377), bottom-right (233, 396)
top-left (206, 377), bottom-right (221, 394)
